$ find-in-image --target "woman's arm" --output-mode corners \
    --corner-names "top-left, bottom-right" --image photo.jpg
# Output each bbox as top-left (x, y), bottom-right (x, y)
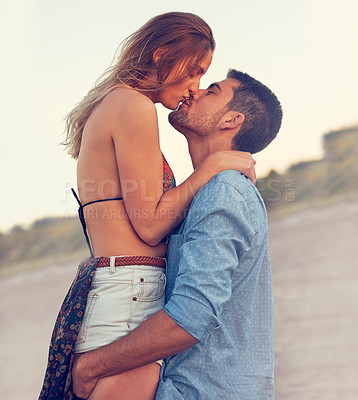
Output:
top-left (112, 91), bottom-right (255, 246)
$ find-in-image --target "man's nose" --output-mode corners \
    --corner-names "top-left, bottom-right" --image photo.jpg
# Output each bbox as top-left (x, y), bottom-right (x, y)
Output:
top-left (188, 80), bottom-right (200, 100)
top-left (198, 89), bottom-right (206, 98)
top-left (190, 88), bottom-right (205, 101)
top-left (189, 90), bottom-right (199, 101)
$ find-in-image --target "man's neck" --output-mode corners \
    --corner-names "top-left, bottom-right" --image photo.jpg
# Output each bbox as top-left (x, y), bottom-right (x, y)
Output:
top-left (187, 136), bottom-right (231, 169)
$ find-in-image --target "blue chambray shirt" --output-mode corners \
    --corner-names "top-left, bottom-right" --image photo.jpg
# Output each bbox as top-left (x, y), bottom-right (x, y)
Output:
top-left (155, 170), bottom-right (274, 400)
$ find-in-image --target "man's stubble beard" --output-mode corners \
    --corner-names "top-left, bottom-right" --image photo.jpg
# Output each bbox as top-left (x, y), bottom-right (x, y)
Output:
top-left (168, 105), bottom-right (228, 139)
top-left (168, 108), bottom-right (194, 138)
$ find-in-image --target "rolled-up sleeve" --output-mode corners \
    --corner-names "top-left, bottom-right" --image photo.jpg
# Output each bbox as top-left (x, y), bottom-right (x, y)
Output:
top-left (164, 181), bottom-right (257, 343)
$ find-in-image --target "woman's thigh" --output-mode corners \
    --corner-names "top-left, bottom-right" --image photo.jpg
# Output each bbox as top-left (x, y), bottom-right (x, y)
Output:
top-left (88, 362), bottom-right (161, 400)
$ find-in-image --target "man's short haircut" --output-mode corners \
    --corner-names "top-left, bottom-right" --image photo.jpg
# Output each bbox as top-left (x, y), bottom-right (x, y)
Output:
top-left (227, 69), bottom-right (282, 154)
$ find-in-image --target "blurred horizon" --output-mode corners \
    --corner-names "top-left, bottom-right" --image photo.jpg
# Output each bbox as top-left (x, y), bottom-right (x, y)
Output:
top-left (2, 122), bottom-right (357, 234)
top-left (1, 122), bottom-right (357, 234)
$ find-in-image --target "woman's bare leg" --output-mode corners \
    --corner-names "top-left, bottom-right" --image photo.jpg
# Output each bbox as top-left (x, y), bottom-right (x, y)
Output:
top-left (88, 362), bottom-right (160, 400)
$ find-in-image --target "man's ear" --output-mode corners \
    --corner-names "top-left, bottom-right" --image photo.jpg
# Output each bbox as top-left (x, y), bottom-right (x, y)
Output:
top-left (219, 111), bottom-right (245, 130)
top-left (153, 47), bottom-right (168, 64)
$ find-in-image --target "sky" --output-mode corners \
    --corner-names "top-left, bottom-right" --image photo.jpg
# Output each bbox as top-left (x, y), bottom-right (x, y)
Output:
top-left (1, 0), bottom-right (357, 232)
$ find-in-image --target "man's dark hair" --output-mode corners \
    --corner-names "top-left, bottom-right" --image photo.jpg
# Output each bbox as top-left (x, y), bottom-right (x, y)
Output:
top-left (226, 69), bottom-right (283, 154)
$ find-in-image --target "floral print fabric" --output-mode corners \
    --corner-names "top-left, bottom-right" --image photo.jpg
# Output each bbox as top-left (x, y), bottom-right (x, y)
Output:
top-left (39, 257), bottom-right (100, 400)
top-left (162, 154), bottom-right (176, 192)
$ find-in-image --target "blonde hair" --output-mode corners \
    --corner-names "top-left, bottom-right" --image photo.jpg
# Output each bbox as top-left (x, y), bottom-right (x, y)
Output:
top-left (63, 12), bottom-right (215, 159)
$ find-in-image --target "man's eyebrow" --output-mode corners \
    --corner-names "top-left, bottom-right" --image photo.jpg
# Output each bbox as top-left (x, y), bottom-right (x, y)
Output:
top-left (207, 83), bottom-right (222, 92)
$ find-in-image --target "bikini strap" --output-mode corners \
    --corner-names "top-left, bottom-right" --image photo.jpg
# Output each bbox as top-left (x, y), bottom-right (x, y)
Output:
top-left (71, 157), bottom-right (173, 256)
top-left (82, 197), bottom-right (124, 208)
top-left (71, 188), bottom-right (94, 258)
top-left (71, 189), bottom-right (124, 258)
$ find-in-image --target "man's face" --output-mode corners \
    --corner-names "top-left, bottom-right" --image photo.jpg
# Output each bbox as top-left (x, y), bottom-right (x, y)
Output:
top-left (169, 78), bottom-right (239, 137)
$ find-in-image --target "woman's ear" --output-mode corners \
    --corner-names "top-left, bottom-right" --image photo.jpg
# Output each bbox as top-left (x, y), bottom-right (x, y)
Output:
top-left (219, 111), bottom-right (245, 130)
top-left (153, 47), bottom-right (168, 64)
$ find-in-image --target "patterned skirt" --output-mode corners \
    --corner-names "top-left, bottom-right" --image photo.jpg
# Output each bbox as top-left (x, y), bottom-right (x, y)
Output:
top-left (39, 257), bottom-right (100, 400)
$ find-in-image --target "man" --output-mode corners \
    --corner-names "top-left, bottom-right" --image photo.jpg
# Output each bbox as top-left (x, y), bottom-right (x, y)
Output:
top-left (73, 69), bottom-right (282, 399)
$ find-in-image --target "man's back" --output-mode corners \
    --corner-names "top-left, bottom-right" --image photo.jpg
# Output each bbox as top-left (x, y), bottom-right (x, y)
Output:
top-left (156, 170), bottom-right (274, 399)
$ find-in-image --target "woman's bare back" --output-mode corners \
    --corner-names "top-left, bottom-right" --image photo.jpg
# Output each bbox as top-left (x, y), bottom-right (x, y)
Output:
top-left (76, 87), bottom-right (168, 258)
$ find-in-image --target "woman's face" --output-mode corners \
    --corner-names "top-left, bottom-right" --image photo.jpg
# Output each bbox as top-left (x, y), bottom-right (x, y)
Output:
top-left (156, 51), bottom-right (213, 110)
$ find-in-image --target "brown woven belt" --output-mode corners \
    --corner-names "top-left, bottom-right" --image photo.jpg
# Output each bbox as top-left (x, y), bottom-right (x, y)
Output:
top-left (96, 255), bottom-right (167, 269)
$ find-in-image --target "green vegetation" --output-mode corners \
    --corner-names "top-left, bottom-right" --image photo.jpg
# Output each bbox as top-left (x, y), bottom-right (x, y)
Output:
top-left (1, 126), bottom-right (357, 273)
top-left (259, 126), bottom-right (358, 214)
top-left (0, 217), bottom-right (88, 274)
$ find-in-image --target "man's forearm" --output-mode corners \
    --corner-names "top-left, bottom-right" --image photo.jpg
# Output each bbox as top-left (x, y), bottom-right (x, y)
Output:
top-left (75, 309), bottom-right (198, 381)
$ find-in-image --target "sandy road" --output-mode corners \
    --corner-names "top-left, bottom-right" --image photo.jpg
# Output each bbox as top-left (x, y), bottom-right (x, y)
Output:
top-left (1, 200), bottom-right (358, 399)
top-left (269, 201), bottom-right (358, 399)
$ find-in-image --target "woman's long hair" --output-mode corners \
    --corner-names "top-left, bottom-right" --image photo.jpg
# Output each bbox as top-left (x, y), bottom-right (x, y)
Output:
top-left (63, 12), bottom-right (215, 159)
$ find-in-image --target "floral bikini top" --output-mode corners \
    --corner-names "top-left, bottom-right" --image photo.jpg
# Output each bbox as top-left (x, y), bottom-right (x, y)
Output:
top-left (162, 153), bottom-right (176, 192)
top-left (72, 153), bottom-right (176, 257)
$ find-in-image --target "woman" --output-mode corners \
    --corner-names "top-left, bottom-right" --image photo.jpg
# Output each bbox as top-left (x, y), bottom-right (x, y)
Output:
top-left (40, 12), bottom-right (255, 400)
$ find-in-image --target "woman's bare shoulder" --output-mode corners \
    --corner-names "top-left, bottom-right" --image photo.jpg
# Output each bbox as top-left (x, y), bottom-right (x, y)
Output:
top-left (96, 87), bottom-right (158, 142)
top-left (103, 86), bottom-right (156, 115)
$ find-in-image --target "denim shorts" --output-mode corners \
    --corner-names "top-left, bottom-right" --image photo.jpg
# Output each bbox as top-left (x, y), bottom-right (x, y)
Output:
top-left (74, 263), bottom-right (166, 353)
